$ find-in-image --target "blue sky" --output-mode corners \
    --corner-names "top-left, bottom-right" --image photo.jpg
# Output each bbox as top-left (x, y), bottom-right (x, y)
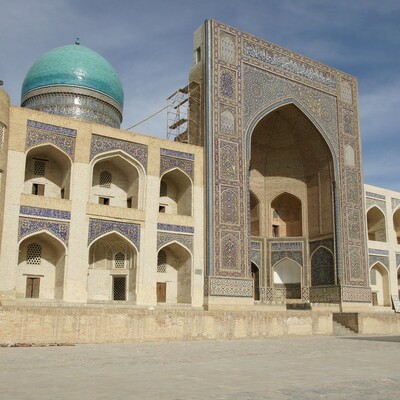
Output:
top-left (2, 0), bottom-right (400, 190)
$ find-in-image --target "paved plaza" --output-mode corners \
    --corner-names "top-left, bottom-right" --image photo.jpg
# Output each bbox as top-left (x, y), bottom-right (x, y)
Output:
top-left (1, 335), bottom-right (400, 399)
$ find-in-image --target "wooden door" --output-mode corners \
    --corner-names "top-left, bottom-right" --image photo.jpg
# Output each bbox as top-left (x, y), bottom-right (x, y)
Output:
top-left (157, 282), bottom-right (166, 302)
top-left (26, 277), bottom-right (40, 298)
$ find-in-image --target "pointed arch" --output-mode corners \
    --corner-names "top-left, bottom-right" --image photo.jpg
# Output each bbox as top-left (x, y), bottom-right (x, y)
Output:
top-left (271, 192), bottom-right (302, 237)
top-left (393, 207), bottom-right (400, 244)
top-left (369, 262), bottom-right (390, 306)
top-left (17, 231), bottom-right (66, 300)
top-left (24, 144), bottom-right (72, 199)
top-left (156, 241), bottom-right (192, 304)
top-left (90, 150), bottom-right (145, 209)
top-left (311, 246), bottom-right (335, 286)
top-left (367, 206), bottom-right (387, 242)
top-left (159, 168), bottom-right (192, 216)
top-left (273, 257), bottom-right (302, 300)
top-left (251, 262), bottom-right (260, 301)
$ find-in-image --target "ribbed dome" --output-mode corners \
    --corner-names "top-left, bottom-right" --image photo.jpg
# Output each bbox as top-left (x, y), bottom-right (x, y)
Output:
top-left (21, 43), bottom-right (124, 128)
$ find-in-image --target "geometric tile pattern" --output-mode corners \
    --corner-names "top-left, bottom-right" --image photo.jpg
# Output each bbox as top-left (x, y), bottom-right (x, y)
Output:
top-left (160, 148), bottom-right (195, 160)
top-left (18, 216), bottom-right (69, 245)
top-left (160, 155), bottom-right (194, 180)
top-left (341, 286), bottom-right (371, 303)
top-left (310, 286), bottom-right (341, 303)
top-left (391, 197), bottom-right (400, 212)
top-left (206, 276), bottom-right (253, 297)
top-left (26, 119), bottom-right (76, 160)
top-left (157, 231), bottom-right (193, 253)
top-left (366, 198), bottom-right (386, 214)
top-left (88, 218), bottom-right (140, 249)
top-left (311, 247), bottom-right (335, 286)
top-left (271, 250), bottom-right (303, 267)
top-left (368, 255), bottom-right (389, 269)
top-left (90, 134), bottom-right (148, 171)
top-left (368, 248), bottom-right (389, 255)
top-left (20, 205), bottom-right (71, 220)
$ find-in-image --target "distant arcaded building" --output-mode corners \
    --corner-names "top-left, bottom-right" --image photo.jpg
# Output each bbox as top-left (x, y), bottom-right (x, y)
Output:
top-left (0, 20), bottom-right (399, 313)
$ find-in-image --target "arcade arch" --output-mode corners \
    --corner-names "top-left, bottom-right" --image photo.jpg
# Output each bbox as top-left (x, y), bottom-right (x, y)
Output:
top-left (367, 207), bottom-right (386, 242)
top-left (369, 263), bottom-right (390, 306)
top-left (392, 208), bottom-right (400, 244)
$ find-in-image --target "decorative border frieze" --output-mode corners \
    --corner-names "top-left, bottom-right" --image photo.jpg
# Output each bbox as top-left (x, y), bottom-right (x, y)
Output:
top-left (365, 191), bottom-right (386, 201)
top-left (157, 223), bottom-right (194, 234)
top-left (368, 248), bottom-right (389, 256)
top-left (27, 120), bottom-right (77, 137)
top-left (20, 206), bottom-right (70, 220)
top-left (160, 148), bottom-right (194, 160)
top-left (205, 276), bottom-right (253, 297)
top-left (271, 241), bottom-right (302, 251)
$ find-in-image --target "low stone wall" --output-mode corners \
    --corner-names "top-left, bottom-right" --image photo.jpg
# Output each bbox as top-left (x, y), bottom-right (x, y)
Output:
top-left (0, 305), bottom-right (332, 344)
top-left (333, 312), bottom-right (400, 334)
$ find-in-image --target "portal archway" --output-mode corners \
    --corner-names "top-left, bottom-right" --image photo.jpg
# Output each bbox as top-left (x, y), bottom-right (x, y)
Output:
top-left (17, 232), bottom-right (66, 299)
top-left (156, 242), bottom-right (192, 304)
top-left (369, 263), bottom-right (390, 306)
top-left (273, 258), bottom-right (302, 300)
top-left (88, 232), bottom-right (137, 301)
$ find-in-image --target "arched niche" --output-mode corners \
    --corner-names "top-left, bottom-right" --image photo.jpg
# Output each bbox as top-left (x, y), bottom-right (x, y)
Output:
top-left (249, 103), bottom-right (334, 241)
top-left (273, 258), bottom-right (302, 299)
top-left (393, 208), bottom-right (400, 244)
top-left (156, 242), bottom-right (192, 304)
top-left (249, 191), bottom-right (260, 236)
top-left (91, 152), bottom-right (142, 209)
top-left (24, 145), bottom-right (72, 199)
top-left (369, 263), bottom-right (390, 306)
top-left (311, 247), bottom-right (335, 286)
top-left (271, 192), bottom-right (302, 237)
top-left (367, 207), bottom-right (387, 242)
top-left (17, 232), bottom-right (66, 300)
top-left (88, 232), bottom-right (137, 302)
top-left (159, 169), bottom-right (192, 216)
top-left (251, 262), bottom-right (260, 300)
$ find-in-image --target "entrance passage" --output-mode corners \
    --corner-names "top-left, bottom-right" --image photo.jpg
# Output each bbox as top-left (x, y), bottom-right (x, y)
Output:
top-left (157, 282), bottom-right (167, 302)
top-left (26, 277), bottom-right (40, 298)
top-left (113, 276), bottom-right (126, 301)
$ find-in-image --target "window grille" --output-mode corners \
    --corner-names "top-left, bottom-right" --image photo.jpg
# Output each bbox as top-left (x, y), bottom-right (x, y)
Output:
top-left (113, 276), bottom-right (126, 300)
top-left (157, 250), bottom-right (167, 273)
top-left (27, 243), bottom-right (42, 265)
top-left (34, 160), bottom-right (46, 176)
top-left (160, 180), bottom-right (167, 197)
top-left (100, 171), bottom-right (112, 188)
top-left (114, 252), bottom-right (126, 269)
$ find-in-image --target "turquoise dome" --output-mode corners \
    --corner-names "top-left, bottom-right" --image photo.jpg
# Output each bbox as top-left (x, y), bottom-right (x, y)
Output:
top-left (21, 44), bottom-right (124, 108)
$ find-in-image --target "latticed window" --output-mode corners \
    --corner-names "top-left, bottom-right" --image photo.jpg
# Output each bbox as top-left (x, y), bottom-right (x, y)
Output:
top-left (114, 252), bottom-right (126, 269)
top-left (157, 250), bottom-right (167, 273)
top-left (34, 160), bottom-right (46, 176)
top-left (27, 243), bottom-right (42, 265)
top-left (160, 180), bottom-right (167, 197)
top-left (100, 171), bottom-right (112, 188)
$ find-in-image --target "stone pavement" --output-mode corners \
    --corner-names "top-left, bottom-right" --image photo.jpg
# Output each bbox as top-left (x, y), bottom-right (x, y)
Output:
top-left (1, 336), bottom-right (400, 399)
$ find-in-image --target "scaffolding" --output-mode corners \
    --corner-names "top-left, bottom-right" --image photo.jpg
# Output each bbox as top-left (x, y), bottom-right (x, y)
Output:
top-left (166, 82), bottom-right (200, 143)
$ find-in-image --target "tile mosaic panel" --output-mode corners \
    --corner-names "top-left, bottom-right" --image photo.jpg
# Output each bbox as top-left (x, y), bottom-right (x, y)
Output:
top-left (311, 247), bottom-right (335, 286)
top-left (366, 198), bottom-right (386, 214)
top-left (309, 239), bottom-right (334, 255)
top-left (90, 134), bottom-right (148, 171)
top-left (219, 141), bottom-right (239, 181)
top-left (368, 255), bottom-right (389, 269)
top-left (220, 32), bottom-right (236, 64)
top-left (250, 249), bottom-right (261, 267)
top-left (157, 231), bottom-right (193, 253)
top-left (157, 223), bottom-right (194, 234)
top-left (88, 218), bottom-right (140, 249)
top-left (271, 250), bottom-right (303, 267)
top-left (365, 191), bottom-right (386, 201)
top-left (341, 286), bottom-right (371, 303)
top-left (206, 276), bottom-right (253, 297)
top-left (251, 241), bottom-right (262, 250)
top-left (221, 231), bottom-right (240, 270)
top-left (220, 186), bottom-right (239, 225)
top-left (220, 107), bottom-right (236, 136)
top-left (271, 241), bottom-right (302, 251)
top-left (391, 198), bottom-right (400, 212)
top-left (347, 208), bottom-right (362, 241)
top-left (368, 248), bottom-right (389, 256)
top-left (26, 119), bottom-right (76, 160)
top-left (243, 40), bottom-right (337, 89)
top-left (160, 155), bottom-right (194, 180)
top-left (340, 80), bottom-right (353, 105)
top-left (348, 245), bottom-right (363, 281)
top-left (18, 217), bottom-right (69, 245)
top-left (343, 111), bottom-right (354, 135)
top-left (310, 286), bottom-right (341, 303)
top-left (219, 68), bottom-right (236, 99)
top-left (20, 206), bottom-right (70, 220)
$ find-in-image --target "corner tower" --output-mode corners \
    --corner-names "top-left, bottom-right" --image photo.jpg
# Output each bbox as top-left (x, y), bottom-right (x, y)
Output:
top-left (21, 41), bottom-right (124, 128)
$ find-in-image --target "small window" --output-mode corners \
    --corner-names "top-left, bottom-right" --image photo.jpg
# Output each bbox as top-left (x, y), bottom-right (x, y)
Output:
top-left (157, 250), bottom-right (167, 273)
top-left (127, 197), bottom-right (133, 208)
top-left (195, 47), bottom-right (201, 63)
top-left (273, 225), bottom-right (279, 238)
top-left (114, 252), bottom-right (126, 269)
top-left (27, 243), bottom-right (41, 265)
top-left (100, 171), bottom-right (112, 188)
top-left (159, 205), bottom-right (166, 213)
top-left (60, 188), bottom-right (65, 199)
top-left (26, 277), bottom-right (40, 298)
top-left (99, 197), bottom-right (110, 205)
top-left (34, 160), bottom-right (46, 176)
top-left (160, 180), bottom-right (167, 197)
top-left (32, 183), bottom-right (45, 196)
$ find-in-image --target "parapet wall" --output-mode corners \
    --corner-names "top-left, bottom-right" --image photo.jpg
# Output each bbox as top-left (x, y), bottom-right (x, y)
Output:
top-left (0, 305), bottom-right (332, 343)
